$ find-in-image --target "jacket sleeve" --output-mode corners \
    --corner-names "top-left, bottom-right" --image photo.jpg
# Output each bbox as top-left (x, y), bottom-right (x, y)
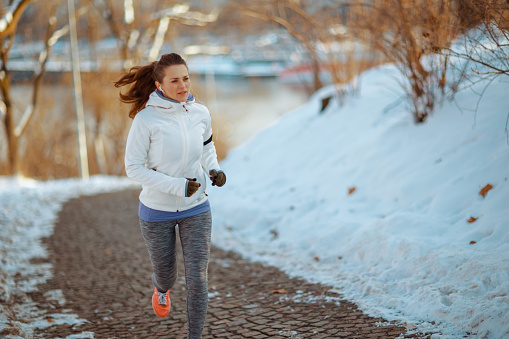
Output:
top-left (125, 115), bottom-right (187, 197)
top-left (201, 115), bottom-right (221, 174)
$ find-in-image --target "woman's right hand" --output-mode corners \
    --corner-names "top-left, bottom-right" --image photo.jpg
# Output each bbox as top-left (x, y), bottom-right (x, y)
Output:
top-left (186, 178), bottom-right (201, 197)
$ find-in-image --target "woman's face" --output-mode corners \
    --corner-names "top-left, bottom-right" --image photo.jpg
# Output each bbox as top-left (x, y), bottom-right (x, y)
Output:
top-left (155, 64), bottom-right (191, 102)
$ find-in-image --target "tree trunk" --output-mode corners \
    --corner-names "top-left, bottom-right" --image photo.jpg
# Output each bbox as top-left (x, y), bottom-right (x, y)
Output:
top-left (1, 69), bottom-right (18, 175)
top-left (3, 101), bottom-right (18, 175)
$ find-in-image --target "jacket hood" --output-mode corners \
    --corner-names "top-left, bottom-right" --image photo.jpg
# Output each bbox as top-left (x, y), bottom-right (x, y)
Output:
top-left (146, 89), bottom-right (195, 109)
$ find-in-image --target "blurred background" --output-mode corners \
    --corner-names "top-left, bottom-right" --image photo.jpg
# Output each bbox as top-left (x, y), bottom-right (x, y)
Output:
top-left (0, 0), bottom-right (507, 180)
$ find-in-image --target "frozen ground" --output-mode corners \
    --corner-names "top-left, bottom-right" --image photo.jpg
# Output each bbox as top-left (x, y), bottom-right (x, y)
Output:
top-left (0, 64), bottom-right (507, 338)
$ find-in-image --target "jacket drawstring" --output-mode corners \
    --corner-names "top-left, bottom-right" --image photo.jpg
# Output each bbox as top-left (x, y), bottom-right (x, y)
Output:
top-left (182, 104), bottom-right (191, 121)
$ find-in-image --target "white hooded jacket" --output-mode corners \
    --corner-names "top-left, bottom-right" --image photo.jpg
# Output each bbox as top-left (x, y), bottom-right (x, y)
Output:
top-left (125, 90), bottom-right (220, 212)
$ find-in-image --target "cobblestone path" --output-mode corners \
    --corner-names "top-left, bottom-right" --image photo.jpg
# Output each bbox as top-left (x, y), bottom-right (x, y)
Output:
top-left (31, 190), bottom-right (427, 338)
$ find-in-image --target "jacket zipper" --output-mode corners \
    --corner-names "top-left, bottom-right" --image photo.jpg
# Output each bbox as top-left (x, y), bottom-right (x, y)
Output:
top-left (176, 104), bottom-right (189, 211)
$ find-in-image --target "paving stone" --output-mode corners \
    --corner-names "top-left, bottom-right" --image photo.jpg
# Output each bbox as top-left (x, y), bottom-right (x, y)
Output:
top-left (29, 190), bottom-right (431, 338)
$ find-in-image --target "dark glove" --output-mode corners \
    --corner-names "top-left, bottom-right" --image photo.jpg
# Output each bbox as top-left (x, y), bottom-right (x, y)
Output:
top-left (186, 178), bottom-right (201, 197)
top-left (209, 170), bottom-right (226, 187)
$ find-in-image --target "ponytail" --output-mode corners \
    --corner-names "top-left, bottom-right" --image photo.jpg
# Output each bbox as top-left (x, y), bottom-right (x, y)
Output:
top-left (114, 62), bottom-right (156, 119)
top-left (114, 53), bottom-right (188, 119)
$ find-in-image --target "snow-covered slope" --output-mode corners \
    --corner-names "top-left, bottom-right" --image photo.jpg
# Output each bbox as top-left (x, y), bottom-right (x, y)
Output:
top-left (208, 65), bottom-right (509, 338)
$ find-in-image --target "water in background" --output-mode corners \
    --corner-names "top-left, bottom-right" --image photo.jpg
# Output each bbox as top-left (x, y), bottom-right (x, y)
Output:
top-left (10, 75), bottom-right (309, 152)
top-left (191, 75), bottom-right (309, 147)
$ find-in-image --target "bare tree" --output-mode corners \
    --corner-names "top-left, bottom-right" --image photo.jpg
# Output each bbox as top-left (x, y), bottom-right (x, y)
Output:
top-left (88, 0), bottom-right (156, 70)
top-left (0, 0), bottom-right (33, 40)
top-left (0, 0), bottom-right (71, 175)
top-left (88, 0), bottom-right (219, 70)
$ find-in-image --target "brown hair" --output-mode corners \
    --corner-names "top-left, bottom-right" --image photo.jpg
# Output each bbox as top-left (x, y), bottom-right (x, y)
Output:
top-left (114, 53), bottom-right (188, 119)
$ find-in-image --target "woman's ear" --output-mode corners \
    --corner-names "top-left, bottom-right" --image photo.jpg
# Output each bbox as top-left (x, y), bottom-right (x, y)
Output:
top-left (155, 81), bottom-right (165, 93)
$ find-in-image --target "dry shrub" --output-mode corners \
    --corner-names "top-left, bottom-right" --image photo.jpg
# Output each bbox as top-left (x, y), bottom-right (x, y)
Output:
top-left (12, 71), bottom-right (132, 180)
top-left (239, 0), bottom-right (383, 103)
top-left (456, 0), bottom-right (509, 31)
top-left (463, 0), bottom-right (509, 30)
top-left (189, 75), bottom-right (232, 162)
top-left (240, 0), bottom-right (338, 92)
top-left (19, 80), bottom-right (80, 180)
top-left (454, 0), bottom-right (509, 77)
top-left (213, 136), bottom-right (230, 162)
top-left (81, 71), bottom-right (132, 176)
top-left (348, 0), bottom-right (466, 122)
top-left (0, 124), bottom-right (8, 175)
top-left (314, 4), bottom-right (385, 96)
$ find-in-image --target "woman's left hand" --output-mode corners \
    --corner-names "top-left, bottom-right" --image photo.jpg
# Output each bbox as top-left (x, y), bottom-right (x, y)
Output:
top-left (209, 170), bottom-right (226, 187)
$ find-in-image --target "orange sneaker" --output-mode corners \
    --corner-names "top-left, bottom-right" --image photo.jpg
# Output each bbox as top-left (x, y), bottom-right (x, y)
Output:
top-left (152, 287), bottom-right (171, 318)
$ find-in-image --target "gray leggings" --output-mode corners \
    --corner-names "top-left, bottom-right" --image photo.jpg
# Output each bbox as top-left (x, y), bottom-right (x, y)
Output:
top-left (139, 210), bottom-right (212, 339)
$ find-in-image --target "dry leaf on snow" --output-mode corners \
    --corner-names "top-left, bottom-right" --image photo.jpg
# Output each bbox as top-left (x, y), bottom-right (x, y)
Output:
top-left (479, 184), bottom-right (493, 198)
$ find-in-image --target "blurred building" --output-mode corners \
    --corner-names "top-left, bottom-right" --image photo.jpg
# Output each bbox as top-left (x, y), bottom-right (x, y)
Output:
top-left (188, 0), bottom-right (228, 12)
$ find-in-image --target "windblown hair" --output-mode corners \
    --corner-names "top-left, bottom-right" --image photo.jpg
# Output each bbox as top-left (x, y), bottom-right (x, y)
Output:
top-left (114, 53), bottom-right (188, 119)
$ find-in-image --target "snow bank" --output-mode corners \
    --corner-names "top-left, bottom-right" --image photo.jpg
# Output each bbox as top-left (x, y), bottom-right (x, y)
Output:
top-left (0, 176), bottom-right (139, 338)
top-left (208, 65), bottom-right (509, 338)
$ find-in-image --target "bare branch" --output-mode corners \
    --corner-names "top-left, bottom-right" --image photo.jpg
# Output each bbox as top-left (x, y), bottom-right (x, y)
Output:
top-left (124, 0), bottom-right (134, 25)
top-left (0, 0), bottom-right (33, 38)
top-left (148, 16), bottom-right (170, 62)
top-left (14, 3), bottom-right (69, 137)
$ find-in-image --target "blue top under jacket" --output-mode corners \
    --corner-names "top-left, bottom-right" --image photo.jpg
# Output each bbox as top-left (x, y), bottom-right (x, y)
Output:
top-left (139, 200), bottom-right (210, 222)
